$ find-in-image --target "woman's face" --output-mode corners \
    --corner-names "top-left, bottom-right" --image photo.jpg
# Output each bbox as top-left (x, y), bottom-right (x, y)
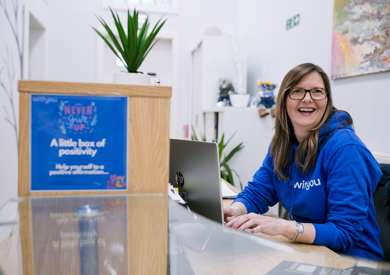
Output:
top-left (286, 71), bottom-right (328, 142)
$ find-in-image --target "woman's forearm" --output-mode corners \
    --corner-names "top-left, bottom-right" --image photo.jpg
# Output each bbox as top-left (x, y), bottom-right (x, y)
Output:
top-left (230, 202), bottom-right (248, 216)
top-left (281, 220), bottom-right (316, 244)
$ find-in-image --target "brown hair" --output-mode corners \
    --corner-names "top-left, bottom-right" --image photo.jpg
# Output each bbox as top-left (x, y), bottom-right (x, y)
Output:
top-left (271, 63), bottom-right (345, 181)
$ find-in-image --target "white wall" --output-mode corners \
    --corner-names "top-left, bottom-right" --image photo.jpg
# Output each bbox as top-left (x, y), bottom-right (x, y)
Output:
top-left (238, 0), bottom-right (390, 156)
top-left (1, 1), bottom-right (389, 208)
top-left (47, 0), bottom-right (238, 138)
top-left (0, 0), bottom-right (23, 210)
top-left (0, 0), bottom-right (49, 207)
top-left (0, 0), bottom-right (237, 206)
top-left (0, 2), bottom-right (48, 274)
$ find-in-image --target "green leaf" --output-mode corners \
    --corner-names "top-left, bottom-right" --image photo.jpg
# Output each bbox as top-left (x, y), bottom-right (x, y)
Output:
top-left (221, 170), bottom-right (228, 181)
top-left (224, 131), bottom-right (237, 148)
top-left (91, 26), bottom-right (126, 67)
top-left (110, 8), bottom-right (129, 62)
top-left (97, 15), bottom-right (125, 58)
top-left (190, 125), bottom-right (206, 142)
top-left (221, 163), bottom-right (234, 186)
top-left (92, 7), bottom-right (166, 73)
top-left (150, 17), bottom-right (165, 36)
top-left (134, 18), bottom-right (166, 69)
top-left (189, 127), bottom-right (244, 187)
top-left (220, 142), bottom-right (244, 167)
top-left (137, 38), bottom-right (158, 69)
top-left (218, 134), bottom-right (225, 162)
top-left (127, 10), bottom-right (137, 72)
top-left (133, 9), bottom-right (138, 33)
top-left (191, 126), bottom-right (198, 141)
top-left (231, 169), bottom-right (243, 190)
top-left (137, 18), bottom-right (149, 54)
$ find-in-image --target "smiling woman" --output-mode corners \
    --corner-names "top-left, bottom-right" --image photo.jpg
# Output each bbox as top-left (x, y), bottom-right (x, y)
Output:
top-left (286, 71), bottom-right (328, 143)
top-left (223, 63), bottom-right (385, 261)
top-left (273, 64), bottom-right (335, 179)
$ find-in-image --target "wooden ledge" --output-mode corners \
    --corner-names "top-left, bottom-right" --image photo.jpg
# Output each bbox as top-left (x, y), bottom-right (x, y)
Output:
top-left (18, 80), bottom-right (171, 98)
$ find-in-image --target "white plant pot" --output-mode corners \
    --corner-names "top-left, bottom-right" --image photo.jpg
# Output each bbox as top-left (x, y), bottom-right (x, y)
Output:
top-left (230, 94), bottom-right (250, 107)
top-left (113, 72), bottom-right (152, 85)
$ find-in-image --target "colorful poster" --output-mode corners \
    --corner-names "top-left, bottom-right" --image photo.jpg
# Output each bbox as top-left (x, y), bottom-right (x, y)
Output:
top-left (30, 94), bottom-right (128, 191)
top-left (331, 0), bottom-right (390, 79)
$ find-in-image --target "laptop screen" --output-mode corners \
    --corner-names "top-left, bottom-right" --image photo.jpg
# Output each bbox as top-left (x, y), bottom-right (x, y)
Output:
top-left (169, 139), bottom-right (223, 224)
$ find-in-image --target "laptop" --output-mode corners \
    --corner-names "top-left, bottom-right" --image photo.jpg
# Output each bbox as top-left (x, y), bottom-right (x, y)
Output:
top-left (169, 139), bottom-right (224, 224)
top-left (169, 139), bottom-right (291, 261)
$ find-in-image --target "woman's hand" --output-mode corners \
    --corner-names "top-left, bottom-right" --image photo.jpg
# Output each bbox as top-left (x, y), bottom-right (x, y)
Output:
top-left (224, 207), bottom-right (316, 243)
top-left (223, 202), bottom-right (247, 223)
top-left (223, 206), bottom-right (240, 222)
top-left (225, 213), bottom-right (290, 236)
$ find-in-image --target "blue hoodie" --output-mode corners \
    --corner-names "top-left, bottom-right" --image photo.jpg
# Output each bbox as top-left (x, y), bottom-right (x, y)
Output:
top-left (234, 112), bottom-right (384, 260)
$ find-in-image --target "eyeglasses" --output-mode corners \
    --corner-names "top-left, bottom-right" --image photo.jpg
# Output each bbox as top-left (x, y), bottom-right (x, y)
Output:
top-left (288, 88), bottom-right (328, 100)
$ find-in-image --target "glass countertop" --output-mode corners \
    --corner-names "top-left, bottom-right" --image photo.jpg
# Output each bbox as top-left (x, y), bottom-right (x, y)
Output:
top-left (0, 195), bottom-right (388, 275)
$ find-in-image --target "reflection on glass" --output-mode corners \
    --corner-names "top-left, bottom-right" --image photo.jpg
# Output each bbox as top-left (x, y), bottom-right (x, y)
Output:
top-left (78, 205), bottom-right (99, 275)
top-left (168, 200), bottom-right (294, 274)
top-left (29, 196), bottom-right (129, 274)
top-left (0, 195), bottom-right (170, 274)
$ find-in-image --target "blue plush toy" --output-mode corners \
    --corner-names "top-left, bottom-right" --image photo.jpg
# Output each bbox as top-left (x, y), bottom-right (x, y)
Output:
top-left (255, 80), bottom-right (276, 117)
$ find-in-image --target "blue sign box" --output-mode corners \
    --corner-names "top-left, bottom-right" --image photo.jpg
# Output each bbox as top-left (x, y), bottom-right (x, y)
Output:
top-left (30, 94), bottom-right (128, 191)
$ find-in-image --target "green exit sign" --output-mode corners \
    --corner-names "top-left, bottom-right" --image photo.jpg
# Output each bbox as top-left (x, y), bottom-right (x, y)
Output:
top-left (286, 14), bottom-right (300, 30)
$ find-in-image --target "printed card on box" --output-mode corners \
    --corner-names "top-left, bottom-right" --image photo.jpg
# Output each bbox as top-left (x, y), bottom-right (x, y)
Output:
top-left (30, 94), bottom-right (128, 191)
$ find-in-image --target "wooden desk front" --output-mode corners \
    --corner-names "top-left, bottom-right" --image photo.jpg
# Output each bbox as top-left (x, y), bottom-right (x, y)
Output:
top-left (18, 80), bottom-right (171, 196)
top-left (0, 195), bottom-right (168, 275)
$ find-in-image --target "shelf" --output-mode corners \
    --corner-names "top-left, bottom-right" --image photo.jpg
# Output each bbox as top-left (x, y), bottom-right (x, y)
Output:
top-left (202, 107), bottom-right (257, 113)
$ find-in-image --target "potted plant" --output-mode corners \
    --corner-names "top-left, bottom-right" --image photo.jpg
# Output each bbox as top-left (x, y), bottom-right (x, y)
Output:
top-left (191, 127), bottom-right (244, 189)
top-left (92, 8), bottom-right (166, 85)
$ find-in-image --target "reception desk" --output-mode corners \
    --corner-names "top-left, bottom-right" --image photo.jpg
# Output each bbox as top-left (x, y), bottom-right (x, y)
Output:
top-left (0, 195), bottom-right (389, 275)
top-left (18, 80), bottom-right (171, 196)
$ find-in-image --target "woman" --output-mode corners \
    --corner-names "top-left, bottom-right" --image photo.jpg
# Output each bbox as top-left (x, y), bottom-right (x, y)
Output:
top-left (224, 63), bottom-right (383, 260)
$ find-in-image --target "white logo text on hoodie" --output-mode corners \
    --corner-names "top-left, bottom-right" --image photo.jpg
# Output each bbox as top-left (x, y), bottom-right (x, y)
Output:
top-left (294, 179), bottom-right (321, 190)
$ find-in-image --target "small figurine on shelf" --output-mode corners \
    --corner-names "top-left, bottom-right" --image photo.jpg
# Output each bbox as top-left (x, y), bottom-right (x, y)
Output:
top-left (255, 80), bottom-right (277, 117)
top-left (215, 78), bottom-right (235, 107)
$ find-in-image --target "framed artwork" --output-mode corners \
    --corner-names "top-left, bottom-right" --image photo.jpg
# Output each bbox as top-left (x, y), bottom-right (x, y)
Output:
top-left (331, 0), bottom-right (390, 80)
